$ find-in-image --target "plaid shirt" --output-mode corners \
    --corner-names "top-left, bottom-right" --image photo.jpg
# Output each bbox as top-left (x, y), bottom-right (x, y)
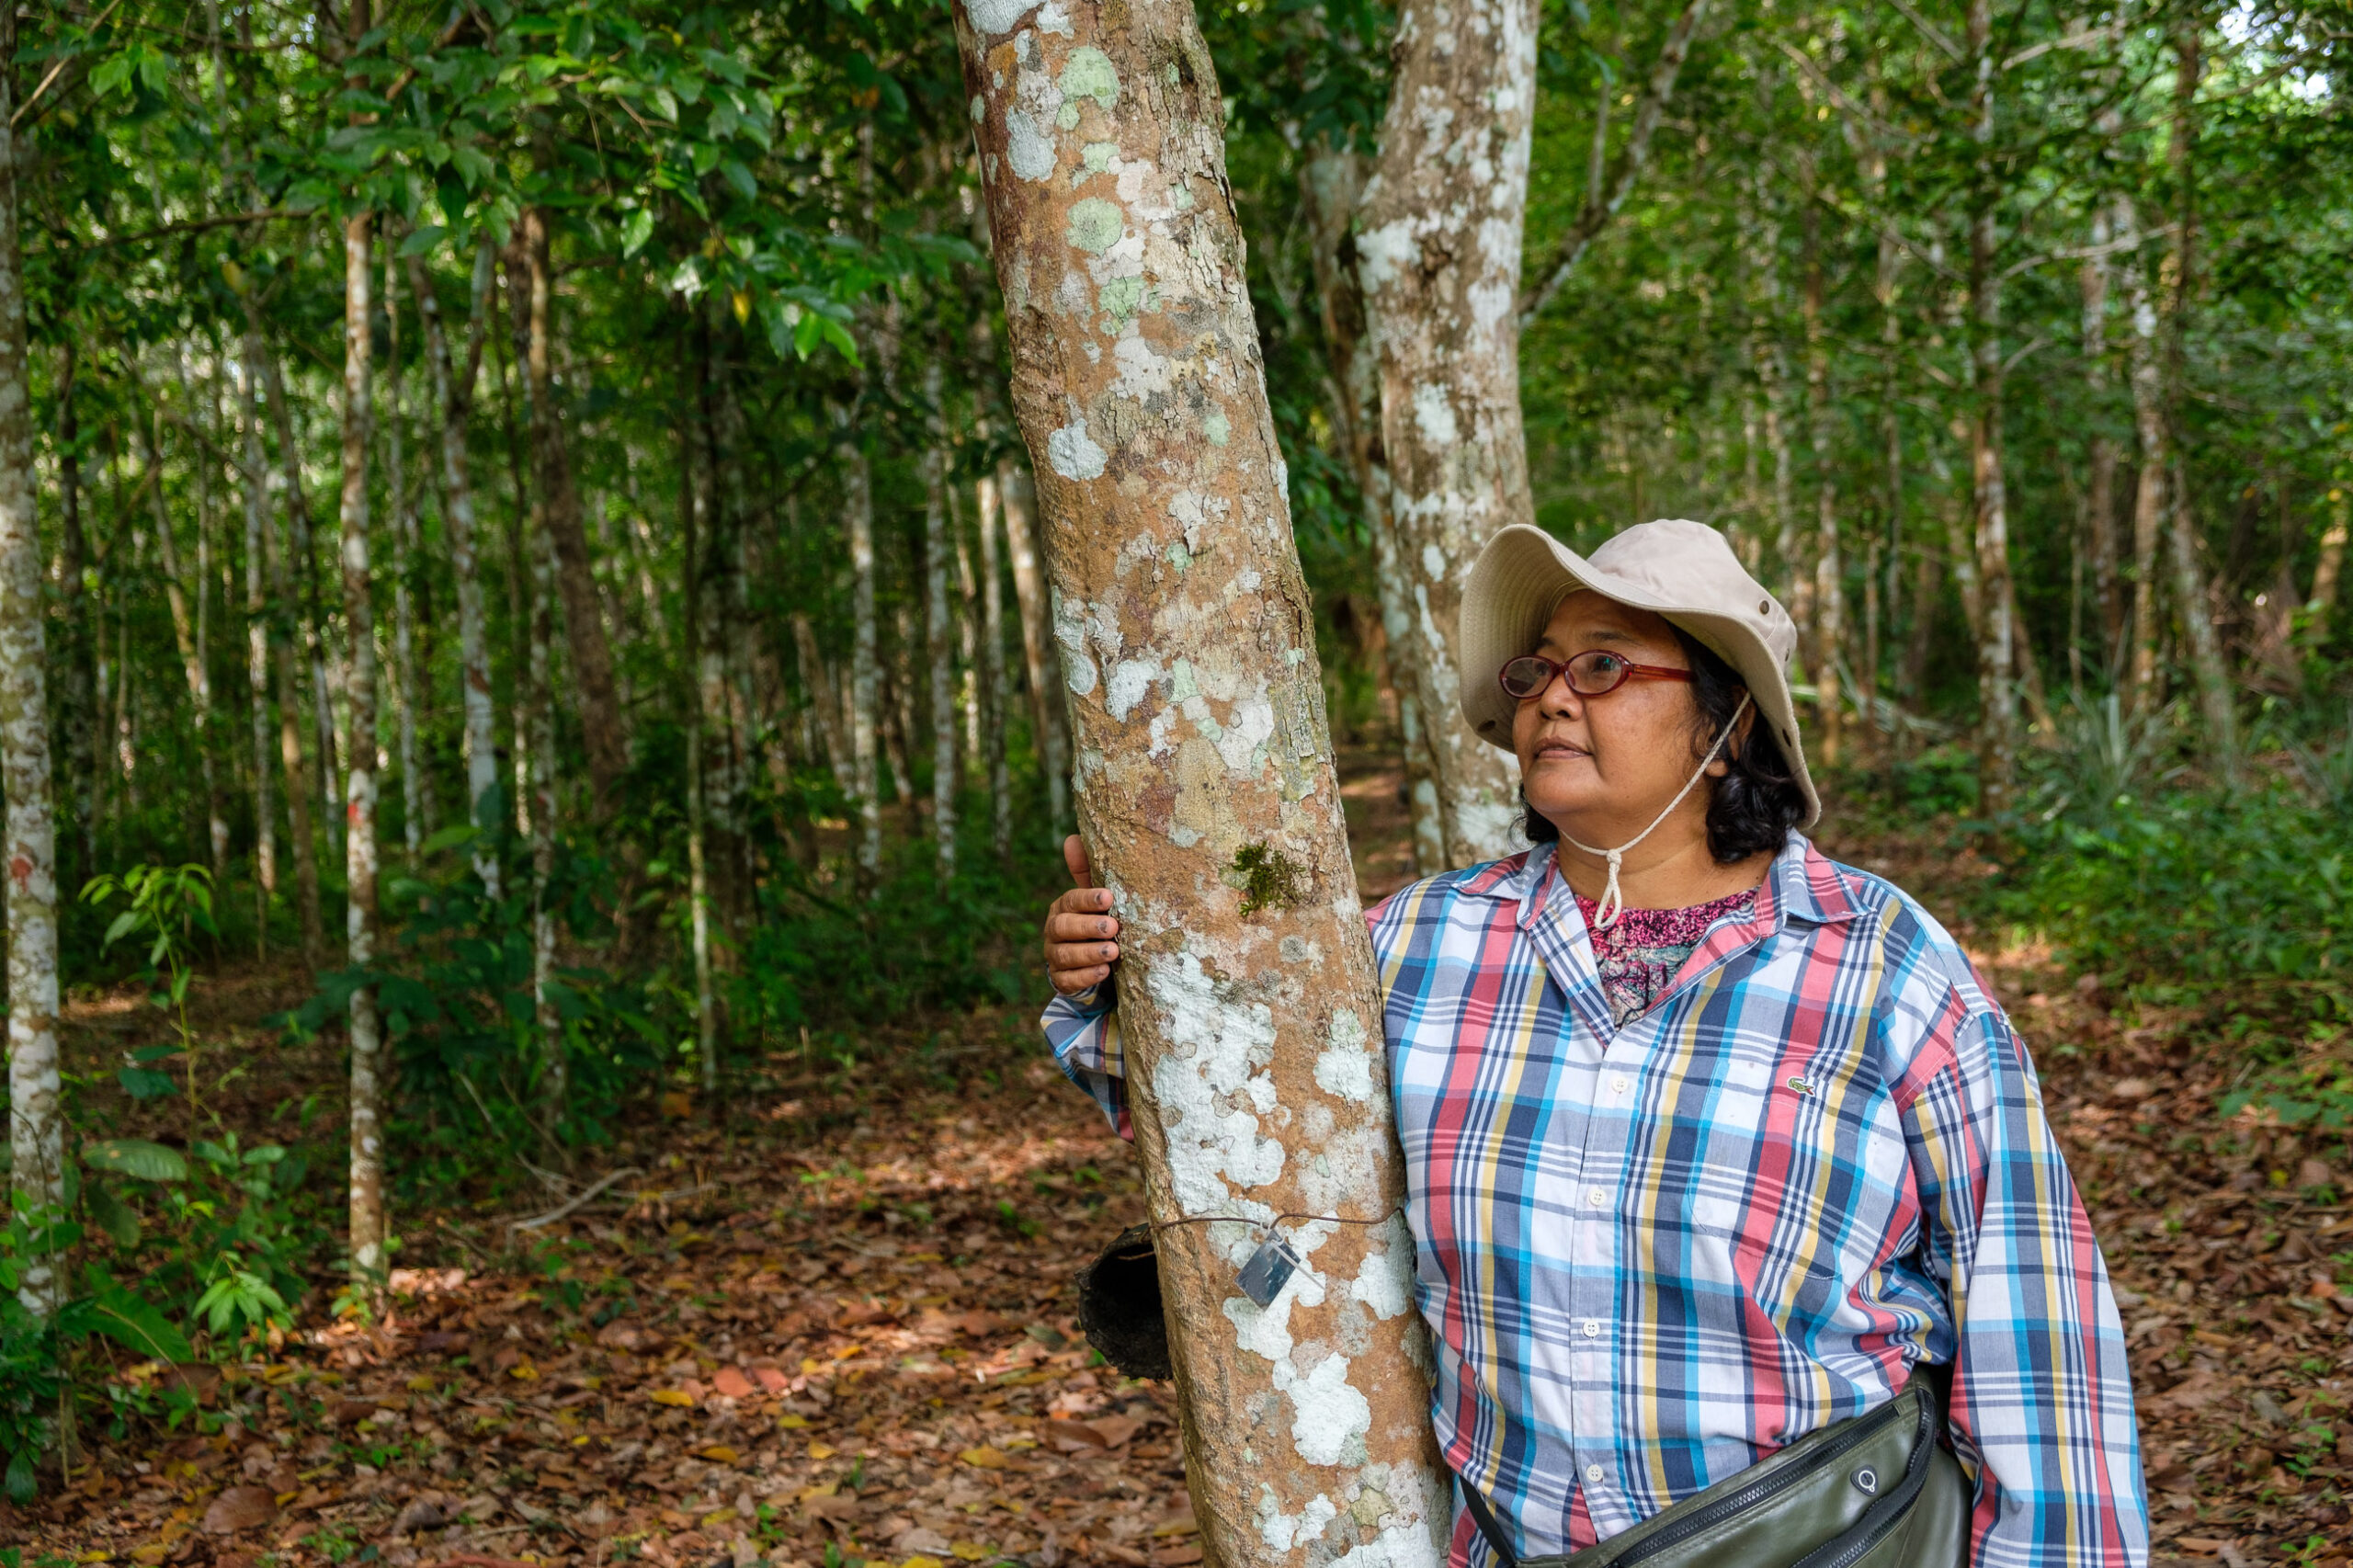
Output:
top-left (1043, 836), bottom-right (2148, 1568)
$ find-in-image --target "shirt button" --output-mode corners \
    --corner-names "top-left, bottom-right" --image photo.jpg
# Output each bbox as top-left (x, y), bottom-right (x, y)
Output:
top-left (1581, 1320), bottom-right (1601, 1338)
top-left (1610, 1075), bottom-right (1631, 1095)
top-left (1586, 1187), bottom-right (1607, 1208)
top-left (1585, 1464), bottom-right (1606, 1483)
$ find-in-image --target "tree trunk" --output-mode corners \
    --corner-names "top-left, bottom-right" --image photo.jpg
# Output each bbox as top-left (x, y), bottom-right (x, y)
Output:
top-left (0, 21), bottom-right (63, 1314)
top-left (522, 209), bottom-right (630, 815)
top-left (791, 612), bottom-right (855, 797)
top-left (1799, 174), bottom-right (1845, 765)
top-left (1300, 144), bottom-right (1444, 874)
top-left (925, 364), bottom-right (959, 877)
top-left (1965, 0), bottom-right (2017, 814)
top-left (338, 203), bottom-right (388, 1285)
top-left (1745, 175), bottom-right (1801, 642)
top-left (974, 466), bottom-right (1011, 867)
top-left (1355, 0), bottom-right (1534, 866)
top-left (999, 462), bottom-right (1070, 838)
top-left (384, 249), bottom-right (432, 859)
top-left (2118, 198), bottom-right (2168, 718)
top-left (2308, 486), bottom-right (2347, 635)
top-left (140, 413), bottom-right (228, 868)
top-left (236, 341), bottom-right (277, 949)
top-left (54, 340), bottom-right (97, 888)
top-left (835, 405), bottom-right (883, 892)
top-left (409, 244), bottom-right (503, 895)
top-left (953, 6), bottom-right (1447, 1565)
top-left (529, 482), bottom-right (562, 1126)
top-left (694, 314), bottom-right (747, 926)
top-left (2079, 210), bottom-right (2123, 669)
top-left (254, 325), bottom-right (343, 866)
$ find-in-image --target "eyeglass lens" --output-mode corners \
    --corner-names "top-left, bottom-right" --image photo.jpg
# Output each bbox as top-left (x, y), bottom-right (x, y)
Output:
top-left (1500, 652), bottom-right (1631, 699)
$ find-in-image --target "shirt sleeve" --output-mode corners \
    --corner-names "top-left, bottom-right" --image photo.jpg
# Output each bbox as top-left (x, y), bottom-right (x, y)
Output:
top-left (1041, 986), bottom-right (1131, 1142)
top-left (1895, 993), bottom-right (2150, 1568)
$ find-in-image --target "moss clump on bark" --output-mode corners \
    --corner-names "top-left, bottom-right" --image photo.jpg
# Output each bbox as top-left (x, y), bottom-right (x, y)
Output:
top-left (1230, 842), bottom-right (1305, 916)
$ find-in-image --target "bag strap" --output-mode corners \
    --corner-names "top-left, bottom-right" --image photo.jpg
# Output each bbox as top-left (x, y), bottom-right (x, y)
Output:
top-left (1456, 1474), bottom-right (1519, 1568)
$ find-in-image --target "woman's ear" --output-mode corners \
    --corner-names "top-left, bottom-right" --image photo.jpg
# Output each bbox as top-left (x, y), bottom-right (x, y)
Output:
top-left (1705, 696), bottom-right (1757, 778)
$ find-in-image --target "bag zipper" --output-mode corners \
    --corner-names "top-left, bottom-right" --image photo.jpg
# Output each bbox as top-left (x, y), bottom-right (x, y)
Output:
top-left (1792, 1394), bottom-right (1938, 1568)
top-left (1609, 1393), bottom-right (1915, 1565)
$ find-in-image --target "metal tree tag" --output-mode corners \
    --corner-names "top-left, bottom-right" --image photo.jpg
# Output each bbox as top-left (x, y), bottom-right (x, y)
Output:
top-left (1236, 1233), bottom-right (1301, 1308)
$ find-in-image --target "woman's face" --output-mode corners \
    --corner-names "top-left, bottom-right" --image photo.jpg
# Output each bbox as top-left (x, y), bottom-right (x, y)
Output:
top-left (1511, 591), bottom-right (1723, 840)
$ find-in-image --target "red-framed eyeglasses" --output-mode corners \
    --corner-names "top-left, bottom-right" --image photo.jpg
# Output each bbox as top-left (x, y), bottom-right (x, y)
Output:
top-left (1498, 651), bottom-right (1696, 701)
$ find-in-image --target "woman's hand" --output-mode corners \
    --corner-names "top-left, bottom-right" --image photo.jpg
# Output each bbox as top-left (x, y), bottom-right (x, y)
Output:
top-left (1043, 835), bottom-right (1121, 996)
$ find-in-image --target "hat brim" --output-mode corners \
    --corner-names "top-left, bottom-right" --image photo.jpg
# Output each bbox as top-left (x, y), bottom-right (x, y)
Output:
top-left (1458, 525), bottom-right (1821, 829)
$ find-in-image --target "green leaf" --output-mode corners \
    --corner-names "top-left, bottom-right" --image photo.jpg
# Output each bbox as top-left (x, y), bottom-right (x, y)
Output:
top-left (400, 224), bottom-right (448, 257)
top-left (102, 910), bottom-right (141, 948)
top-left (116, 1067), bottom-right (179, 1100)
top-left (81, 1139), bottom-right (188, 1183)
top-left (620, 207), bottom-right (655, 259)
top-left (420, 823), bottom-right (481, 856)
top-left (87, 1286), bottom-right (194, 1363)
top-left (85, 1182), bottom-right (141, 1249)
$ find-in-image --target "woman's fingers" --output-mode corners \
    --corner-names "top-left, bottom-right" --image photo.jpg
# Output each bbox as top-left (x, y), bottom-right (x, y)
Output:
top-left (1044, 867), bottom-right (1121, 992)
top-left (1052, 961), bottom-right (1113, 995)
top-left (1063, 835), bottom-right (1094, 888)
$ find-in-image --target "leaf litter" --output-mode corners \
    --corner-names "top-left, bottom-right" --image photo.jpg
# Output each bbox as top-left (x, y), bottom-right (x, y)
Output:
top-left (8, 767), bottom-right (2348, 1568)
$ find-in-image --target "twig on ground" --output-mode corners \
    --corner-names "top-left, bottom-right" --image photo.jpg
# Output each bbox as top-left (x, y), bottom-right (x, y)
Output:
top-left (508, 1167), bottom-right (645, 1231)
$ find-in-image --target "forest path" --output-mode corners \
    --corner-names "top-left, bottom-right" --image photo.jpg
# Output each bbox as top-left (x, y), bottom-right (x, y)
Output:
top-left (19, 763), bottom-right (2348, 1568)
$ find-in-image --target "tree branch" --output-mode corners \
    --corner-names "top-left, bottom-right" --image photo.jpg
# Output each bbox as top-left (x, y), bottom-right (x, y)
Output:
top-left (1518, 0), bottom-right (1713, 326)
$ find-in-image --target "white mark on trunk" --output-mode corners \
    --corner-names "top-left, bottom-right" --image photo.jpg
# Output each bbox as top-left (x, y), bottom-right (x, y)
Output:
top-left (1034, 0), bottom-right (1074, 36)
top-left (1349, 1220), bottom-right (1415, 1322)
top-left (1067, 197), bottom-right (1125, 254)
top-left (1355, 221), bottom-right (1415, 290)
top-left (1419, 543), bottom-right (1446, 582)
top-left (964, 0), bottom-right (1037, 35)
top-left (1313, 1008), bottom-right (1375, 1103)
top-left (1145, 950), bottom-right (1287, 1217)
top-left (1411, 383), bottom-right (1458, 447)
top-left (1048, 418), bottom-right (1108, 481)
top-left (1057, 47), bottom-right (1120, 115)
top-left (1006, 113), bottom-right (1058, 182)
top-left (1053, 595), bottom-right (1100, 697)
top-left (1113, 335), bottom-right (1175, 401)
top-left (1279, 1352), bottom-right (1373, 1466)
top-left (1257, 1490), bottom-right (1340, 1551)
top-left (1216, 694), bottom-right (1275, 775)
top-left (1203, 409), bottom-right (1230, 446)
top-left (1108, 658), bottom-right (1158, 722)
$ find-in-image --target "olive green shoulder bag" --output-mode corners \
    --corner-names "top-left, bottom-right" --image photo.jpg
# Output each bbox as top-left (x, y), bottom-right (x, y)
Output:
top-left (1456, 1379), bottom-right (1971, 1568)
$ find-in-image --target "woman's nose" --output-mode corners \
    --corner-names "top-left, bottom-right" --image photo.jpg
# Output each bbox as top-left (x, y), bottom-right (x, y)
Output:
top-left (1540, 669), bottom-right (1583, 716)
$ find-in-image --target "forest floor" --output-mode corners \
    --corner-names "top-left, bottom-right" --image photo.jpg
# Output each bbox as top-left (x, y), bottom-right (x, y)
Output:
top-left (11, 751), bottom-right (2350, 1568)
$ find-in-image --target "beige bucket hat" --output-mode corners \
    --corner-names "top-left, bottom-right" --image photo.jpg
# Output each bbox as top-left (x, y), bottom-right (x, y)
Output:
top-left (1458, 520), bottom-right (1820, 828)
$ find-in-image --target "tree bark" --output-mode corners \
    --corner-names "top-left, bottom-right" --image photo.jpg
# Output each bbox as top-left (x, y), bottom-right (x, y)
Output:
top-left (0, 14), bottom-right (63, 1314)
top-left (1965, 0), bottom-right (2017, 814)
top-left (953, 6), bottom-right (1446, 1566)
top-left (53, 340), bottom-right (97, 888)
top-left (409, 244), bottom-right (503, 895)
top-left (694, 313), bottom-right (747, 926)
top-left (255, 330), bottom-right (344, 862)
top-left (139, 411), bottom-right (228, 868)
top-left (681, 362), bottom-right (719, 1094)
top-left (1355, 0), bottom-right (1535, 866)
top-left (529, 476), bottom-right (562, 1125)
top-left (975, 465), bottom-right (1011, 867)
top-left (1300, 144), bottom-right (1444, 874)
top-left (2118, 198), bottom-right (2168, 718)
top-left (791, 611), bottom-right (855, 798)
top-left (2308, 485), bottom-right (2347, 635)
top-left (835, 404), bottom-right (883, 892)
top-left (236, 342), bottom-right (278, 949)
top-left (999, 462), bottom-right (1071, 838)
top-left (1799, 171), bottom-right (1845, 765)
top-left (337, 199), bottom-right (388, 1284)
top-left (521, 209), bottom-right (629, 815)
top-left (384, 249), bottom-right (433, 858)
top-left (925, 363), bottom-right (959, 877)
top-left (2079, 210), bottom-right (2122, 667)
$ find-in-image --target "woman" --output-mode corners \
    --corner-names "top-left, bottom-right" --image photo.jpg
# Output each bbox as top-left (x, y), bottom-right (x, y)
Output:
top-left (1040, 520), bottom-right (2148, 1567)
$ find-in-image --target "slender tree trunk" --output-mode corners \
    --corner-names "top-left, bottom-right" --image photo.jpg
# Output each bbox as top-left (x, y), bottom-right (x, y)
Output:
top-left (1965, 0), bottom-right (2017, 814)
top-left (975, 466), bottom-right (1012, 867)
top-left (836, 405), bottom-right (883, 891)
top-left (883, 609), bottom-right (917, 807)
top-left (693, 315), bottom-right (747, 927)
top-left (2159, 24), bottom-right (2236, 767)
top-left (237, 343), bottom-right (277, 950)
top-left (953, 8), bottom-right (1445, 1562)
top-left (0, 17), bottom-right (64, 1313)
top-left (680, 369), bottom-right (718, 1091)
top-left (2080, 210), bottom-right (2123, 669)
top-left (140, 413), bottom-right (228, 868)
top-left (338, 202), bottom-right (388, 1286)
top-left (791, 611), bottom-right (854, 797)
top-left (1799, 174), bottom-right (1844, 764)
top-left (271, 474), bottom-right (325, 961)
top-left (254, 326), bottom-right (343, 865)
top-left (384, 251), bottom-right (432, 858)
top-left (951, 486), bottom-right (983, 769)
top-left (54, 341), bottom-right (97, 888)
top-left (522, 208), bottom-right (630, 814)
top-left (2118, 199), bottom-right (2168, 718)
top-left (924, 364), bottom-right (959, 877)
top-left (1356, 0), bottom-right (1534, 865)
top-left (529, 488), bottom-right (562, 1126)
top-left (1301, 144), bottom-right (1444, 873)
top-left (998, 462), bottom-right (1070, 838)
top-left (1745, 176), bottom-right (1801, 641)
top-left (408, 244), bottom-right (502, 894)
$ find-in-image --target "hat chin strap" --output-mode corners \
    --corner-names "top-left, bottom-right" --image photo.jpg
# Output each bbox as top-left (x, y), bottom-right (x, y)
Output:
top-left (1559, 694), bottom-right (1751, 933)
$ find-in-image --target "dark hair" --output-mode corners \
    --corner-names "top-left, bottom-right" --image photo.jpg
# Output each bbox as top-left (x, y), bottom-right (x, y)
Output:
top-left (1518, 628), bottom-right (1809, 863)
